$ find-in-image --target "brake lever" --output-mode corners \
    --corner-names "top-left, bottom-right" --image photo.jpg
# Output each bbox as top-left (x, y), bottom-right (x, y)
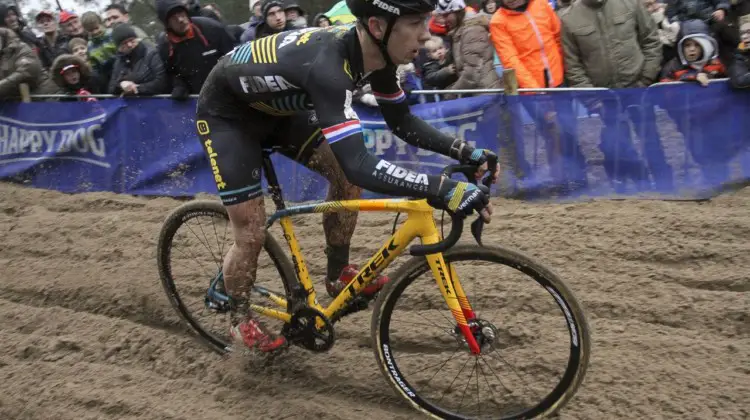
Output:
top-left (470, 216), bottom-right (484, 246)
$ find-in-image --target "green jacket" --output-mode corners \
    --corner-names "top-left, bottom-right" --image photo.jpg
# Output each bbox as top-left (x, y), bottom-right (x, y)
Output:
top-left (560, 0), bottom-right (663, 88)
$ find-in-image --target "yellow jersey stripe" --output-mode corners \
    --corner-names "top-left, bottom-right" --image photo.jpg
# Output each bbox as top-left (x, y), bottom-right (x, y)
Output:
top-left (448, 183), bottom-right (466, 211)
top-left (269, 34), bottom-right (279, 63)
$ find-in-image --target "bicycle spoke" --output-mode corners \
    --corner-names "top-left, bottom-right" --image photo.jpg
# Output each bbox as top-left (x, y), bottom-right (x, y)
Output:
top-left (457, 357), bottom-right (477, 412)
top-left (487, 345), bottom-right (541, 404)
top-left (185, 219), bottom-right (221, 271)
top-left (438, 356), bottom-right (471, 404)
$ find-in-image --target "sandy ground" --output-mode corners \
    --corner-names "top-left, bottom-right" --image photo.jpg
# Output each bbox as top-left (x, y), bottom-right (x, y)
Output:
top-left (0, 181), bottom-right (748, 420)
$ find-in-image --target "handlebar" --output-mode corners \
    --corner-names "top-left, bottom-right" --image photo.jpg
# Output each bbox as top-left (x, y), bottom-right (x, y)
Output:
top-left (409, 154), bottom-right (498, 256)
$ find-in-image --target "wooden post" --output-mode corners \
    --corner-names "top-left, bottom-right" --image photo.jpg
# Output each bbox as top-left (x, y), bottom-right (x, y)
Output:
top-left (19, 83), bottom-right (31, 103)
top-left (497, 69), bottom-right (525, 199)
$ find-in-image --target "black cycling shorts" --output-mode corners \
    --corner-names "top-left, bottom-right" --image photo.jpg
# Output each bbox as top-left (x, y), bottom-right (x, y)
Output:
top-left (195, 111), bottom-right (324, 206)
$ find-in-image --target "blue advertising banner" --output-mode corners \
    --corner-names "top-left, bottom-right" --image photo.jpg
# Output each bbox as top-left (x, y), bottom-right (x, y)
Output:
top-left (0, 100), bottom-right (126, 193)
top-left (1, 82), bottom-right (749, 203)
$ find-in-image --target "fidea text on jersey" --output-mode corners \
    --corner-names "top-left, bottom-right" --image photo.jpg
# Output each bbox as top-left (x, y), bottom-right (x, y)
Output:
top-left (372, 159), bottom-right (429, 192)
top-left (240, 75), bottom-right (299, 94)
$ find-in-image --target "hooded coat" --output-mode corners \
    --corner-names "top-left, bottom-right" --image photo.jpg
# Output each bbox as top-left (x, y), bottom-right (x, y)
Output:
top-left (0, 4), bottom-right (40, 52)
top-left (0, 28), bottom-right (58, 100)
top-left (659, 19), bottom-right (725, 81)
top-left (50, 53), bottom-right (98, 100)
top-left (560, 0), bottom-right (663, 88)
top-left (156, 0), bottom-right (237, 96)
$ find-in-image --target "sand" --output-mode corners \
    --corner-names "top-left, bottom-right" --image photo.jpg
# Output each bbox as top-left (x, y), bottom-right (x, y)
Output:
top-left (0, 181), bottom-right (748, 420)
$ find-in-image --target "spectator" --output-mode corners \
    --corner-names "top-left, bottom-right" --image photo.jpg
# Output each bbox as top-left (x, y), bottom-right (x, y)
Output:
top-left (50, 54), bottom-right (98, 101)
top-left (666, 0), bottom-right (729, 23)
top-left (81, 12), bottom-right (117, 90)
top-left (479, 0), bottom-right (499, 15)
top-left (69, 37), bottom-right (89, 61)
top-left (68, 37), bottom-right (107, 94)
top-left (0, 4), bottom-right (40, 52)
top-left (644, 0), bottom-right (681, 64)
top-left (104, 4), bottom-right (152, 43)
top-left (660, 19), bottom-right (726, 85)
top-left (729, 15), bottom-right (750, 87)
top-left (436, 0), bottom-right (503, 97)
top-left (240, 0), bottom-right (264, 32)
top-left (666, 0), bottom-right (738, 63)
top-left (284, 3), bottom-right (308, 29)
top-left (200, 5), bottom-right (245, 42)
top-left (490, 0), bottom-right (588, 191)
top-left (108, 24), bottom-right (167, 96)
top-left (561, 0), bottom-right (673, 193)
top-left (35, 10), bottom-right (70, 70)
top-left (312, 13), bottom-right (332, 27)
top-left (59, 11), bottom-right (86, 40)
top-left (0, 28), bottom-right (58, 101)
top-left (156, 0), bottom-right (236, 99)
top-left (240, 0), bottom-right (292, 43)
top-left (421, 36), bottom-right (458, 90)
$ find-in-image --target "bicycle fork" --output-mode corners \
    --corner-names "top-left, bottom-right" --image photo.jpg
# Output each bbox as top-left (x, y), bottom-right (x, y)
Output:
top-left (426, 253), bottom-right (481, 355)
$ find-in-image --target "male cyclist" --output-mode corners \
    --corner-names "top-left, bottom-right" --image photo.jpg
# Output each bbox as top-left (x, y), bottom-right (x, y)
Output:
top-left (195, 0), bottom-right (498, 352)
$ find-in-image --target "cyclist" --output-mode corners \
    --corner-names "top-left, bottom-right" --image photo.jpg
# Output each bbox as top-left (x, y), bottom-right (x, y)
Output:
top-left (195, 0), bottom-right (499, 352)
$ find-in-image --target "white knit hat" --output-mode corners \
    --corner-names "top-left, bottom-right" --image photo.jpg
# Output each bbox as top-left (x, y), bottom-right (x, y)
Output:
top-left (436, 0), bottom-right (466, 13)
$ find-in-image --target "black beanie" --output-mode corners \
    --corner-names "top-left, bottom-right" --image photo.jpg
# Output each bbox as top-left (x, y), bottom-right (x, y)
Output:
top-left (262, 0), bottom-right (284, 18)
top-left (112, 23), bottom-right (138, 47)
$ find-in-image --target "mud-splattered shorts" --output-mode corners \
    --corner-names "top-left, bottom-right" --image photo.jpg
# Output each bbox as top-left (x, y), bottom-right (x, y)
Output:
top-left (195, 111), bottom-right (324, 206)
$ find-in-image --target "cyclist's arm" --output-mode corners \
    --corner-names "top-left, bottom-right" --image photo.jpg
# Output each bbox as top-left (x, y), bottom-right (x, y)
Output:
top-left (305, 57), bottom-right (451, 200)
top-left (368, 67), bottom-right (474, 161)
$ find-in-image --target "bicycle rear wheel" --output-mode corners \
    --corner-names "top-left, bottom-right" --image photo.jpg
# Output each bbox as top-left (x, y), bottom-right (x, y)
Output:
top-left (371, 245), bottom-right (590, 419)
top-left (156, 199), bottom-right (297, 354)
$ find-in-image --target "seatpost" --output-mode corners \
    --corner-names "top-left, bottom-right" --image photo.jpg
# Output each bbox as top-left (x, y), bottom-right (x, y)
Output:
top-left (261, 151), bottom-right (286, 210)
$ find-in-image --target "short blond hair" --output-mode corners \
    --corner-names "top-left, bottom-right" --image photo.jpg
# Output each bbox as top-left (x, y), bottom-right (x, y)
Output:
top-left (81, 11), bottom-right (102, 32)
top-left (424, 36), bottom-right (444, 52)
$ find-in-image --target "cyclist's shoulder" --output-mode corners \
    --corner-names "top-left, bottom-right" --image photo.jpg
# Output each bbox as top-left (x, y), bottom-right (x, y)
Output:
top-left (275, 24), bottom-right (355, 61)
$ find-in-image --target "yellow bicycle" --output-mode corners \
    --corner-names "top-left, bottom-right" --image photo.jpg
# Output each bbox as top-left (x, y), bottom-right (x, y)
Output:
top-left (157, 150), bottom-right (591, 419)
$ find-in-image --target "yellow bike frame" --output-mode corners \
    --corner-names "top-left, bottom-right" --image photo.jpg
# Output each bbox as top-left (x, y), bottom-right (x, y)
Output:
top-left (254, 197), bottom-right (483, 354)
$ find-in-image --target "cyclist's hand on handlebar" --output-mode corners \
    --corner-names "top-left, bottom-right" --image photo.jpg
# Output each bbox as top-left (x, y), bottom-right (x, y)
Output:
top-left (438, 180), bottom-right (492, 222)
top-left (458, 146), bottom-right (500, 184)
top-left (475, 152), bottom-right (500, 184)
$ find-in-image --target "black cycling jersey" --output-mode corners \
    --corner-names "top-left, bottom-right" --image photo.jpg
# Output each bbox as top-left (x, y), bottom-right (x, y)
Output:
top-left (196, 24), bottom-right (475, 205)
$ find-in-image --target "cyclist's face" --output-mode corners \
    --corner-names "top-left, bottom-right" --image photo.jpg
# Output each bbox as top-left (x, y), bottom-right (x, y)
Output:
top-left (388, 13), bottom-right (431, 64)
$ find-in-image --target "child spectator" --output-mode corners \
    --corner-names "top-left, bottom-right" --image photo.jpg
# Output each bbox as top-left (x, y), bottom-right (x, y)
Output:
top-left (421, 36), bottom-right (458, 90)
top-left (50, 54), bottom-right (98, 101)
top-left (660, 19), bottom-right (726, 85)
top-left (729, 16), bottom-right (750, 87)
top-left (68, 37), bottom-right (88, 60)
top-left (479, 0), bottom-right (498, 15)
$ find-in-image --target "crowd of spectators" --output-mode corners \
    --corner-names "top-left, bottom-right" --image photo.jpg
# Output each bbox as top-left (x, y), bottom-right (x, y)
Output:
top-left (1, 0), bottom-right (748, 100)
top-left (0, 0), bottom-right (748, 192)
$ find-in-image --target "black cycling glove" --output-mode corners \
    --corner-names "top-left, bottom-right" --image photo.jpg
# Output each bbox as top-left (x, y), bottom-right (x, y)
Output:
top-left (450, 140), bottom-right (497, 167)
top-left (435, 179), bottom-right (490, 218)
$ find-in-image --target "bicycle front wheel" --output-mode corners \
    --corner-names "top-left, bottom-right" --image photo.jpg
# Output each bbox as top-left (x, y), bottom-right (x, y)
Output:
top-left (371, 245), bottom-right (590, 419)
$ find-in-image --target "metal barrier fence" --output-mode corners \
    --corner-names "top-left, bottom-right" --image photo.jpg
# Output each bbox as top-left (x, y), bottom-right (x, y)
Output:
top-left (14, 77), bottom-right (748, 201)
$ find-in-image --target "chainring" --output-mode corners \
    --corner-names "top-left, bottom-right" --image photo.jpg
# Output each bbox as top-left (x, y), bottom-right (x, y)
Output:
top-left (283, 307), bottom-right (335, 352)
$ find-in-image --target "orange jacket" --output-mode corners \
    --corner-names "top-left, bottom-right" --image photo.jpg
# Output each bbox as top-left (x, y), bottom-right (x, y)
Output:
top-left (489, 0), bottom-right (565, 89)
